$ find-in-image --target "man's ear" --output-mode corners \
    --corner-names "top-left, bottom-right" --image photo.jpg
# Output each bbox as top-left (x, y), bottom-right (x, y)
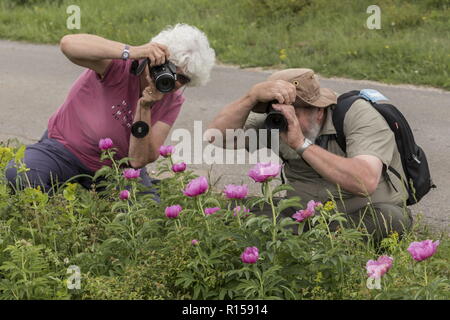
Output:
top-left (317, 107), bottom-right (326, 122)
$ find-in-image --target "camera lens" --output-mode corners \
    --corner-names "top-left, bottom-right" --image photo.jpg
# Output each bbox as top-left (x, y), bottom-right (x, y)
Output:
top-left (155, 75), bottom-right (175, 92)
top-left (265, 110), bottom-right (288, 132)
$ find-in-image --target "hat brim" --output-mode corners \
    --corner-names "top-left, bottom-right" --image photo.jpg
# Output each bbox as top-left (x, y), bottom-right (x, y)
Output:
top-left (303, 88), bottom-right (337, 108)
top-left (251, 87), bottom-right (337, 112)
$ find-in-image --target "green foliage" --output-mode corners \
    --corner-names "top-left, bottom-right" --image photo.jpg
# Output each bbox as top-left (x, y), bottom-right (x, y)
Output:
top-left (0, 240), bottom-right (68, 299)
top-left (244, 0), bottom-right (312, 18)
top-left (3, 0), bottom-right (64, 8)
top-left (0, 141), bottom-right (448, 299)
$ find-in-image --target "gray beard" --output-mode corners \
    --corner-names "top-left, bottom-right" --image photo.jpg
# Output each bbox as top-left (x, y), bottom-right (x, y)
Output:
top-left (304, 120), bottom-right (321, 143)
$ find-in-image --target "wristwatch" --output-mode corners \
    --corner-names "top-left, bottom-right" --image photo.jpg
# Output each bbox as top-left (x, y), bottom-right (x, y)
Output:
top-left (121, 45), bottom-right (130, 60)
top-left (295, 138), bottom-right (313, 157)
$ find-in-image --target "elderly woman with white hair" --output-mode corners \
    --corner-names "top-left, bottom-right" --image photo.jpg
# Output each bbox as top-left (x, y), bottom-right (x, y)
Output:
top-left (6, 24), bottom-right (215, 198)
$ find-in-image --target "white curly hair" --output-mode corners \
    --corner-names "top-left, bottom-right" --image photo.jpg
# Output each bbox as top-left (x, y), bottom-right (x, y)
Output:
top-left (151, 23), bottom-right (216, 87)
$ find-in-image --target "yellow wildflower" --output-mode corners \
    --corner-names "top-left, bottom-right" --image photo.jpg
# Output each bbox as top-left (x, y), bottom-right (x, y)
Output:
top-left (279, 49), bottom-right (287, 61)
top-left (324, 201), bottom-right (335, 211)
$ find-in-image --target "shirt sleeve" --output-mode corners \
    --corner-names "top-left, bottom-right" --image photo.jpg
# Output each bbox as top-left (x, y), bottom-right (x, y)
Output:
top-left (344, 99), bottom-right (395, 166)
top-left (243, 112), bottom-right (266, 151)
top-left (156, 92), bottom-right (185, 126)
top-left (95, 59), bottom-right (130, 87)
top-left (243, 112), bottom-right (266, 131)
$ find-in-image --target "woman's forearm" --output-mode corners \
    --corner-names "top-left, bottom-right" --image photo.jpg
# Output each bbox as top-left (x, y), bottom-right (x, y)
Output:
top-left (128, 104), bottom-right (158, 168)
top-left (59, 33), bottom-right (149, 61)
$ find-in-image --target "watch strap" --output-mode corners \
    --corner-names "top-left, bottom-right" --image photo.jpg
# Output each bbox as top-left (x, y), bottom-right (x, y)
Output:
top-left (121, 45), bottom-right (130, 60)
top-left (295, 138), bottom-right (313, 156)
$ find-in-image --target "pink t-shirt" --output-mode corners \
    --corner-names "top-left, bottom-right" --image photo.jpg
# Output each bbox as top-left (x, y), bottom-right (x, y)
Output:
top-left (48, 59), bottom-right (185, 172)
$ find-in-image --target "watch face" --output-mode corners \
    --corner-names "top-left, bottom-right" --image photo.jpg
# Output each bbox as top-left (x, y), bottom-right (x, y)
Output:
top-left (122, 52), bottom-right (129, 60)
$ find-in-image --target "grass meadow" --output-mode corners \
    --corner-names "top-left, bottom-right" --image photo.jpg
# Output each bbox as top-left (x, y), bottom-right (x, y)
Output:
top-left (0, 0), bottom-right (449, 89)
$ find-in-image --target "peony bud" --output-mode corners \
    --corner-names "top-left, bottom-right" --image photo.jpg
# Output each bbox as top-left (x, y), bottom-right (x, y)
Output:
top-left (183, 176), bottom-right (208, 197)
top-left (224, 184), bottom-right (248, 199)
top-left (240, 246), bottom-right (259, 264)
top-left (99, 138), bottom-right (113, 150)
top-left (165, 205), bottom-right (182, 219)
top-left (248, 162), bottom-right (281, 183)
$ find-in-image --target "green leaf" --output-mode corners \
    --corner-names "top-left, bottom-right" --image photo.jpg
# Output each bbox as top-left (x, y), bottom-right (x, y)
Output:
top-left (14, 145), bottom-right (26, 162)
top-left (271, 183), bottom-right (295, 196)
top-left (277, 197), bottom-right (301, 213)
top-left (93, 166), bottom-right (112, 181)
top-left (203, 197), bottom-right (222, 208)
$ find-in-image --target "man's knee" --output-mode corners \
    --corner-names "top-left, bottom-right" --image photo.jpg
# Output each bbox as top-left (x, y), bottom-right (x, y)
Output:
top-left (372, 203), bottom-right (413, 235)
top-left (350, 203), bottom-right (412, 242)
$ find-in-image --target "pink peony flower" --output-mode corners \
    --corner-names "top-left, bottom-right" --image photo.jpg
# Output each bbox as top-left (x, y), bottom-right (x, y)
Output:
top-left (292, 200), bottom-right (322, 222)
top-left (98, 138), bottom-right (113, 150)
top-left (223, 184), bottom-right (248, 199)
top-left (191, 239), bottom-right (199, 246)
top-left (407, 240), bottom-right (440, 262)
top-left (159, 145), bottom-right (175, 158)
top-left (248, 162), bottom-right (282, 183)
top-left (119, 190), bottom-right (130, 200)
top-left (366, 255), bottom-right (394, 279)
top-left (233, 206), bottom-right (251, 217)
top-left (165, 205), bottom-right (182, 219)
top-left (172, 162), bottom-right (187, 173)
top-left (204, 207), bottom-right (220, 215)
top-left (241, 246), bottom-right (259, 264)
top-left (123, 168), bottom-right (141, 179)
top-left (183, 176), bottom-right (208, 197)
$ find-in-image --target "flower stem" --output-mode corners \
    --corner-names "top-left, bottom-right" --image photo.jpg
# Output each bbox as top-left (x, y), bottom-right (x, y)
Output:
top-left (234, 200), bottom-right (242, 228)
top-left (253, 265), bottom-right (264, 299)
top-left (197, 197), bottom-right (210, 233)
top-left (424, 261), bottom-right (428, 287)
top-left (107, 150), bottom-right (120, 176)
top-left (265, 182), bottom-right (277, 242)
top-left (321, 210), bottom-right (334, 248)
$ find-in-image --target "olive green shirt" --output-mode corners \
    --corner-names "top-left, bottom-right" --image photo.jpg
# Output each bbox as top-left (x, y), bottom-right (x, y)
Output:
top-left (244, 99), bottom-right (408, 213)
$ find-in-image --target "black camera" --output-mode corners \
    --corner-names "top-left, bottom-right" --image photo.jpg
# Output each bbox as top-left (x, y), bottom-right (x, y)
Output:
top-left (130, 58), bottom-right (178, 93)
top-left (264, 101), bottom-right (288, 132)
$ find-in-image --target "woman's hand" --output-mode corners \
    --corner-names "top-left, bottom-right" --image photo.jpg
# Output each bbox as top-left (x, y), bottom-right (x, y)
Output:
top-left (131, 42), bottom-right (170, 67)
top-left (139, 74), bottom-right (165, 108)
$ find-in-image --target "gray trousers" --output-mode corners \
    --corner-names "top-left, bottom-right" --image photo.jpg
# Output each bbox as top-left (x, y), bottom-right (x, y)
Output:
top-left (250, 198), bottom-right (413, 243)
top-left (5, 131), bottom-right (160, 200)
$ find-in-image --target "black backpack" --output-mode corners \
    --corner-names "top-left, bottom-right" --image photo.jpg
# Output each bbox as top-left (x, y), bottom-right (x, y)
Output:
top-left (331, 90), bottom-right (436, 206)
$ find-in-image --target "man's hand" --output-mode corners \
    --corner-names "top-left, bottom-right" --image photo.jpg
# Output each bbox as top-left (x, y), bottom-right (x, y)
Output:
top-left (131, 42), bottom-right (170, 67)
top-left (248, 80), bottom-right (297, 112)
top-left (271, 104), bottom-right (305, 150)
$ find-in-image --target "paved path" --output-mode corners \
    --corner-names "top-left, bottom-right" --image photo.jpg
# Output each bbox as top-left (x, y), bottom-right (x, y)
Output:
top-left (1, 40), bottom-right (449, 232)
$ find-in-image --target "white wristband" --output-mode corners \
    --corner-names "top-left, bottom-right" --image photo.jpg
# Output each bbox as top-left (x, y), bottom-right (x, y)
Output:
top-left (295, 138), bottom-right (313, 156)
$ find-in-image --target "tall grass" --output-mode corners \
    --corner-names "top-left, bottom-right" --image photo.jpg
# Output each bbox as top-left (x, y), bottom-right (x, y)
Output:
top-left (0, 0), bottom-right (449, 89)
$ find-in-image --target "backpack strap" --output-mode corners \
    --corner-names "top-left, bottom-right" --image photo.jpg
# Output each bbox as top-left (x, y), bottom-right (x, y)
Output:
top-left (333, 91), bottom-right (399, 193)
top-left (333, 91), bottom-right (362, 153)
